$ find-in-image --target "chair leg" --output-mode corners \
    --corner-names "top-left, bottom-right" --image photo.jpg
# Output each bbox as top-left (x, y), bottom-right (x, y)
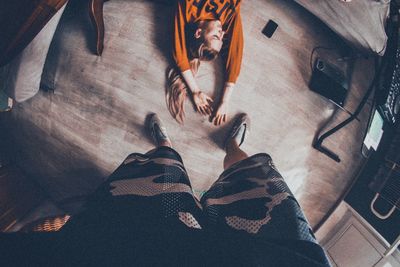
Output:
top-left (88, 0), bottom-right (105, 56)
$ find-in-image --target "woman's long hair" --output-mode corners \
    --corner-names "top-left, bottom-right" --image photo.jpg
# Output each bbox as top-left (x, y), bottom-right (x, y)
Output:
top-left (166, 21), bottom-right (219, 124)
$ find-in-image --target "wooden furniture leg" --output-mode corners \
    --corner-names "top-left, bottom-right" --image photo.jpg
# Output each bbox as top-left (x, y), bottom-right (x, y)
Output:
top-left (88, 0), bottom-right (105, 56)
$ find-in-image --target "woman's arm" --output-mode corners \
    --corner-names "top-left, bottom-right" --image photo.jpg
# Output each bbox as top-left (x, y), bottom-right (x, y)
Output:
top-left (222, 10), bottom-right (244, 84)
top-left (213, 10), bottom-right (244, 125)
top-left (212, 82), bottom-right (235, 125)
top-left (173, 2), bottom-right (213, 116)
top-left (173, 1), bottom-right (190, 73)
top-left (181, 69), bottom-right (200, 93)
top-left (182, 70), bottom-right (213, 115)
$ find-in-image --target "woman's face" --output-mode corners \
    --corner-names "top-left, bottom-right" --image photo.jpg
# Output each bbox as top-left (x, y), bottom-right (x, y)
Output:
top-left (197, 20), bottom-right (225, 52)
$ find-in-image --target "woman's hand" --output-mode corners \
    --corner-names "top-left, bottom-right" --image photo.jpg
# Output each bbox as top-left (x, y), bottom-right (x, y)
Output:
top-left (211, 82), bottom-right (234, 126)
top-left (212, 101), bottom-right (229, 126)
top-left (192, 91), bottom-right (213, 116)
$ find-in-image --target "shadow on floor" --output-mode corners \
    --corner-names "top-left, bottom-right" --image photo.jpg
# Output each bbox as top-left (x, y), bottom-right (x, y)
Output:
top-left (1, 114), bottom-right (106, 214)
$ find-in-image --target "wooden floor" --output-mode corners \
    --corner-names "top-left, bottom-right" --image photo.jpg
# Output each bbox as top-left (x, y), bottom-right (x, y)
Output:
top-left (1, 0), bottom-right (375, 227)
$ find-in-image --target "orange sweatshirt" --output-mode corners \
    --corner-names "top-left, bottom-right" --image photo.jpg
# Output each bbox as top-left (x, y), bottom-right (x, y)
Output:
top-left (173, 0), bottom-right (243, 83)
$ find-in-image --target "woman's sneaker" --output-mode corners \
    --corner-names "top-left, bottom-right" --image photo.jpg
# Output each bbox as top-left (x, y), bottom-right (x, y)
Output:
top-left (225, 113), bottom-right (250, 149)
top-left (148, 113), bottom-right (172, 147)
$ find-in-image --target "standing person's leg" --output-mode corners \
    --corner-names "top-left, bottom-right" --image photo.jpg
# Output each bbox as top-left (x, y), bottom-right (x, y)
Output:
top-left (223, 114), bottom-right (250, 169)
top-left (203, 113), bottom-right (318, 243)
top-left (103, 114), bottom-right (202, 224)
top-left (53, 113), bottom-right (206, 265)
top-left (62, 114), bottom-right (204, 234)
top-left (148, 113), bottom-right (172, 148)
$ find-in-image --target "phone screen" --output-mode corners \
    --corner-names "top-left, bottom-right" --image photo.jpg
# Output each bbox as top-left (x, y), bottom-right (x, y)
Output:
top-left (262, 20), bottom-right (278, 38)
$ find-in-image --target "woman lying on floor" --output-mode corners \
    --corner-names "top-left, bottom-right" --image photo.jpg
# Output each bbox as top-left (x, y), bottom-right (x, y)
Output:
top-left (167, 0), bottom-right (244, 125)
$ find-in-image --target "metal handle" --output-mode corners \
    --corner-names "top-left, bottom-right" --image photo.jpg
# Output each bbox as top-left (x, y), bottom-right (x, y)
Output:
top-left (370, 193), bottom-right (397, 220)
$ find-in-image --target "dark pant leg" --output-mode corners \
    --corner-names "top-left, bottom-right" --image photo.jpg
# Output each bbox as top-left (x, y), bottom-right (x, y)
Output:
top-left (63, 146), bottom-right (204, 232)
top-left (201, 153), bottom-right (317, 243)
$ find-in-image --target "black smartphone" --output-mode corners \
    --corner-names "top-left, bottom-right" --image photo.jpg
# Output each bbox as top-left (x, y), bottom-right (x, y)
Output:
top-left (262, 20), bottom-right (278, 38)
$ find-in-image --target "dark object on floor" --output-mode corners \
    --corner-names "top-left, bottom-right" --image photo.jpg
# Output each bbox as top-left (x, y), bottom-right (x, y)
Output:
top-left (0, 91), bottom-right (12, 112)
top-left (312, 9), bottom-right (400, 162)
top-left (312, 59), bottom-right (379, 163)
top-left (312, 56), bottom-right (380, 163)
top-left (39, 81), bottom-right (55, 93)
top-left (309, 58), bottom-right (349, 107)
top-left (262, 20), bottom-right (278, 38)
